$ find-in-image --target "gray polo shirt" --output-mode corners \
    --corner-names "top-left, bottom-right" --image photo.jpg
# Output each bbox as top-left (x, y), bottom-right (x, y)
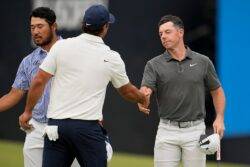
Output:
top-left (141, 48), bottom-right (221, 121)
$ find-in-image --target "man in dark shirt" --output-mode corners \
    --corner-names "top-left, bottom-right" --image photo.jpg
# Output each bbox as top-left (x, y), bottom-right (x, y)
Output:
top-left (138, 15), bottom-right (225, 167)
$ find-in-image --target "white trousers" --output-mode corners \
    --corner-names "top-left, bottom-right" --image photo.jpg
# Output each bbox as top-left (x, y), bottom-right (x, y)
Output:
top-left (23, 119), bottom-right (80, 167)
top-left (154, 120), bottom-right (206, 167)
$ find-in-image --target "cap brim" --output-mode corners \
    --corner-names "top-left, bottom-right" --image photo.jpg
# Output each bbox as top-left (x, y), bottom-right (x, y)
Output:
top-left (109, 13), bottom-right (115, 24)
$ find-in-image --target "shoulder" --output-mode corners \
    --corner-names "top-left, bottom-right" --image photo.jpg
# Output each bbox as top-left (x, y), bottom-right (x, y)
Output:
top-left (107, 50), bottom-right (120, 58)
top-left (51, 39), bottom-right (68, 48)
top-left (190, 50), bottom-right (213, 67)
top-left (52, 37), bottom-right (84, 51)
top-left (105, 50), bottom-right (123, 62)
top-left (191, 50), bottom-right (211, 61)
top-left (147, 54), bottom-right (164, 66)
top-left (20, 48), bottom-right (41, 65)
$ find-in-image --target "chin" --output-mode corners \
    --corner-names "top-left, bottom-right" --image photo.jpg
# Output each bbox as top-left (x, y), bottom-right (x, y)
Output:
top-left (164, 45), bottom-right (172, 49)
top-left (35, 40), bottom-right (47, 46)
top-left (34, 43), bottom-right (42, 47)
top-left (34, 40), bottom-right (42, 45)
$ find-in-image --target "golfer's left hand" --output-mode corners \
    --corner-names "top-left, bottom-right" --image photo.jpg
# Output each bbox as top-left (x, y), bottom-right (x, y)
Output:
top-left (213, 115), bottom-right (225, 138)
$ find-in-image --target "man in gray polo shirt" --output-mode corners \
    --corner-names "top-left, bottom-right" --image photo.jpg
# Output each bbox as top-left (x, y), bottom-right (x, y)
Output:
top-left (138, 15), bottom-right (226, 167)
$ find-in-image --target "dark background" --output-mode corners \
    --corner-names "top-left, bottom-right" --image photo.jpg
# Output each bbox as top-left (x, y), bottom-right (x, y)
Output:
top-left (0, 0), bottom-right (249, 164)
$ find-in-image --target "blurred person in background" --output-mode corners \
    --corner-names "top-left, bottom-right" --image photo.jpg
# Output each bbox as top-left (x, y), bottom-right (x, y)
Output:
top-left (19, 4), bottom-right (149, 167)
top-left (138, 15), bottom-right (225, 167)
top-left (0, 7), bottom-right (79, 167)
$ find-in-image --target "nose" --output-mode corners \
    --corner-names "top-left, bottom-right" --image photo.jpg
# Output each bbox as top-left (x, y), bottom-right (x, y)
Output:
top-left (34, 28), bottom-right (39, 34)
top-left (32, 27), bottom-right (40, 35)
top-left (161, 33), bottom-right (167, 40)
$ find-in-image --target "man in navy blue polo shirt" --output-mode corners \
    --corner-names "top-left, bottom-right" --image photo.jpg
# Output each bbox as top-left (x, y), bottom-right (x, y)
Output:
top-left (19, 4), bottom-right (149, 167)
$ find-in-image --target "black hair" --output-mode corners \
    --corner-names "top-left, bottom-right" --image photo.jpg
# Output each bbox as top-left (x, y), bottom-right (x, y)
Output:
top-left (82, 23), bottom-right (106, 36)
top-left (30, 7), bottom-right (56, 25)
top-left (158, 15), bottom-right (184, 29)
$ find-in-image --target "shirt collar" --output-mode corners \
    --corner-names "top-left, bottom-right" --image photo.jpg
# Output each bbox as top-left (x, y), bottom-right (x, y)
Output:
top-left (163, 46), bottom-right (193, 62)
top-left (80, 33), bottom-right (104, 44)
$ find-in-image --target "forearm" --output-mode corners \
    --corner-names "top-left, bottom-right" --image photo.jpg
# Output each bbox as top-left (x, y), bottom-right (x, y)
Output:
top-left (0, 89), bottom-right (24, 112)
top-left (0, 95), bottom-right (16, 112)
top-left (211, 87), bottom-right (226, 119)
top-left (24, 69), bottom-right (52, 113)
top-left (122, 86), bottom-right (145, 103)
top-left (24, 79), bottom-right (46, 113)
top-left (118, 83), bottom-right (146, 103)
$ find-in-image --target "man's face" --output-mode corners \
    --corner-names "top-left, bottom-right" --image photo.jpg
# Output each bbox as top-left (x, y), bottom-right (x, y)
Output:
top-left (30, 17), bottom-right (54, 46)
top-left (159, 21), bottom-right (183, 49)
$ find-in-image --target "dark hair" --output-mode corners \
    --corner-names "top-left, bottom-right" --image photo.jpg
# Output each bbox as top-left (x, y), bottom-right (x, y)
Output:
top-left (82, 23), bottom-right (106, 36)
top-left (158, 15), bottom-right (184, 29)
top-left (30, 7), bottom-right (56, 25)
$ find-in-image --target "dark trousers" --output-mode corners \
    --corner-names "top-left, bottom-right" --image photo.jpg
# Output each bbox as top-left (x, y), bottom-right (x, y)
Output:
top-left (42, 119), bottom-right (107, 167)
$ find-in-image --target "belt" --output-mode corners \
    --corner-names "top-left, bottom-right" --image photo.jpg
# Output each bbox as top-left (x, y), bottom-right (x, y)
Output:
top-left (161, 119), bottom-right (204, 128)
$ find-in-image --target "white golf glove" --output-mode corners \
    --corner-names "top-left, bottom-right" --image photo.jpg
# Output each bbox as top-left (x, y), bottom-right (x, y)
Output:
top-left (43, 125), bottom-right (59, 141)
top-left (106, 141), bottom-right (113, 162)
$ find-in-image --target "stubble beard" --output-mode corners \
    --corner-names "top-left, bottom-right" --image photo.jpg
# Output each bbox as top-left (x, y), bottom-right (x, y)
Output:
top-left (34, 30), bottom-right (54, 47)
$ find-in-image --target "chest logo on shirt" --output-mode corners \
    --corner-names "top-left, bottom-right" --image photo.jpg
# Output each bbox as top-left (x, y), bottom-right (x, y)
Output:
top-left (190, 63), bottom-right (197, 67)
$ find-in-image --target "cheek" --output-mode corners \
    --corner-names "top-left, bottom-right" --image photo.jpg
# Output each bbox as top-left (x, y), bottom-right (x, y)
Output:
top-left (31, 31), bottom-right (35, 37)
top-left (160, 37), bottom-right (166, 44)
top-left (170, 34), bottom-right (179, 41)
top-left (40, 29), bottom-right (51, 38)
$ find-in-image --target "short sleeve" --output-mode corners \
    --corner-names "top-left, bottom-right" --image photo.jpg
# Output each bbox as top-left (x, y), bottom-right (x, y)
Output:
top-left (12, 59), bottom-right (29, 90)
top-left (39, 43), bottom-right (58, 75)
top-left (109, 54), bottom-right (129, 88)
top-left (141, 61), bottom-right (157, 92)
top-left (204, 58), bottom-right (221, 90)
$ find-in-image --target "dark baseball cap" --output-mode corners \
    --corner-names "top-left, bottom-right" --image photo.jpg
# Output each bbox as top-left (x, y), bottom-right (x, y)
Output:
top-left (83, 4), bottom-right (115, 30)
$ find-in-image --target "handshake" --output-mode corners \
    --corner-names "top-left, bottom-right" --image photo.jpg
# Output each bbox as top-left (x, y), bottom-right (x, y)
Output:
top-left (137, 86), bottom-right (152, 115)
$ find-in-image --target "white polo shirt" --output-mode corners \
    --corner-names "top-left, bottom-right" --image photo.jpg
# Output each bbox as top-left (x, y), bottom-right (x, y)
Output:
top-left (40, 33), bottom-right (129, 120)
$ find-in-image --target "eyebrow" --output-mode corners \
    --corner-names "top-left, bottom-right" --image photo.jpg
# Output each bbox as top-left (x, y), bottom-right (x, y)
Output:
top-left (30, 23), bottom-right (45, 26)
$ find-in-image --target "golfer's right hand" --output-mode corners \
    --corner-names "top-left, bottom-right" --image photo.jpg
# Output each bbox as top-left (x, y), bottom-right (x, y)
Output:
top-left (138, 87), bottom-right (151, 114)
top-left (19, 111), bottom-right (33, 131)
top-left (138, 102), bottom-right (150, 114)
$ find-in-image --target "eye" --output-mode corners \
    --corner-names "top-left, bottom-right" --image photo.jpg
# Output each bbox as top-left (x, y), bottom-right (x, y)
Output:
top-left (165, 30), bottom-right (171, 34)
top-left (37, 24), bottom-right (44, 29)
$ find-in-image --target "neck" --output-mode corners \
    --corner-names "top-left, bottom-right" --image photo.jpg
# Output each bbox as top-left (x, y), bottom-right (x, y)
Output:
top-left (41, 34), bottom-right (58, 52)
top-left (99, 31), bottom-right (106, 39)
top-left (167, 42), bottom-right (186, 61)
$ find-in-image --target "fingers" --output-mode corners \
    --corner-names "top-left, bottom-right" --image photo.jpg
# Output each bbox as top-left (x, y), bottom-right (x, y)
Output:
top-left (139, 107), bottom-right (150, 115)
top-left (219, 130), bottom-right (224, 138)
top-left (213, 124), bottom-right (224, 139)
top-left (140, 87), bottom-right (152, 96)
top-left (19, 115), bottom-right (33, 131)
top-left (217, 127), bottom-right (224, 139)
top-left (138, 103), bottom-right (150, 115)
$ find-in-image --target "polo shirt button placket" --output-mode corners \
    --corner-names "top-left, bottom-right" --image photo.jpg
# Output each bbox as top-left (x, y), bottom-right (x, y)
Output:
top-left (177, 62), bottom-right (184, 73)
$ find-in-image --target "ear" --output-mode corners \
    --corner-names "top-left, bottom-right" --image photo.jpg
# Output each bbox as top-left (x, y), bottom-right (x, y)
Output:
top-left (51, 22), bottom-right (57, 31)
top-left (179, 28), bottom-right (184, 37)
top-left (104, 23), bottom-right (109, 29)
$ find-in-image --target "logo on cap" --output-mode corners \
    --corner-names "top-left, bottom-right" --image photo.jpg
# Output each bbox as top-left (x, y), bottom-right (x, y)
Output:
top-left (83, 4), bottom-right (115, 30)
